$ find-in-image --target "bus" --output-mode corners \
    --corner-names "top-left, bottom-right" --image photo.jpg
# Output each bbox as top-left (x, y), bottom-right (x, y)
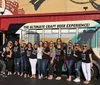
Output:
top-left (16, 20), bottom-right (100, 78)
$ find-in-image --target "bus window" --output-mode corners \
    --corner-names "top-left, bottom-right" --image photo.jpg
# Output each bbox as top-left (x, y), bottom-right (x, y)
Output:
top-left (92, 28), bottom-right (100, 59)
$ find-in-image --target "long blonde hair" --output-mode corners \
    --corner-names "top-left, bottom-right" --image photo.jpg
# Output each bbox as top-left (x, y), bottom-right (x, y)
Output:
top-left (7, 41), bottom-right (13, 49)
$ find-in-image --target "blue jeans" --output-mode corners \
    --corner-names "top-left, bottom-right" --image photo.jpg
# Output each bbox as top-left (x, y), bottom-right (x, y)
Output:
top-left (41, 59), bottom-right (49, 77)
top-left (20, 56), bottom-right (25, 73)
top-left (14, 58), bottom-right (20, 72)
top-left (66, 60), bottom-right (74, 76)
top-left (37, 59), bottom-right (42, 75)
top-left (75, 61), bottom-right (81, 77)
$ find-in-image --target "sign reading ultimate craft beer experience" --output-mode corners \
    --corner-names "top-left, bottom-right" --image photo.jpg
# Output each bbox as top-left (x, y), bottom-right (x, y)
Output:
top-left (22, 20), bottom-right (99, 30)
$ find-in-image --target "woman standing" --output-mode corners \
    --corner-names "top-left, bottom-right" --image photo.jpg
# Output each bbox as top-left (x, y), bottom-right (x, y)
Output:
top-left (37, 41), bottom-right (43, 79)
top-left (2, 46), bottom-right (12, 76)
top-left (73, 44), bottom-right (82, 82)
top-left (6, 41), bottom-right (13, 75)
top-left (29, 43), bottom-right (38, 78)
top-left (55, 42), bottom-right (64, 80)
top-left (20, 41), bottom-right (26, 76)
top-left (81, 44), bottom-right (93, 84)
top-left (25, 42), bottom-right (32, 78)
top-left (65, 42), bottom-right (74, 81)
top-left (13, 40), bottom-right (20, 75)
top-left (41, 41), bottom-right (50, 79)
top-left (48, 41), bottom-right (56, 80)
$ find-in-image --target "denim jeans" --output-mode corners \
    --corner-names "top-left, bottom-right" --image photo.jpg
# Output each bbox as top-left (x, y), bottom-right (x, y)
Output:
top-left (75, 61), bottom-right (81, 77)
top-left (20, 56), bottom-right (25, 73)
top-left (0, 60), bottom-right (6, 73)
top-left (14, 58), bottom-right (20, 72)
top-left (41, 59), bottom-right (49, 77)
top-left (66, 60), bottom-right (74, 76)
top-left (37, 59), bottom-right (42, 75)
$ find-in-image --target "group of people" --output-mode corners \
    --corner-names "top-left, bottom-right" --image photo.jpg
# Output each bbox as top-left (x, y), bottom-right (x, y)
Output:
top-left (0, 38), bottom-right (93, 84)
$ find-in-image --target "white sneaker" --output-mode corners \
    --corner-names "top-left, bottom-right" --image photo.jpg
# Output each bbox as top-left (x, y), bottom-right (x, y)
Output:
top-left (56, 77), bottom-right (61, 80)
top-left (38, 75), bottom-right (41, 79)
top-left (73, 78), bottom-right (81, 82)
top-left (41, 74), bottom-right (43, 78)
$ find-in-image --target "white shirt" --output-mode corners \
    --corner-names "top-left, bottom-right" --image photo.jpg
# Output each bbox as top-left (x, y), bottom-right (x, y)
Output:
top-left (37, 47), bottom-right (43, 59)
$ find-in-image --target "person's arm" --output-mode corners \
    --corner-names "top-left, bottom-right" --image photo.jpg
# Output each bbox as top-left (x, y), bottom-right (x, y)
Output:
top-left (43, 48), bottom-right (50, 56)
top-left (1, 52), bottom-right (5, 57)
top-left (8, 50), bottom-right (12, 58)
top-left (89, 53), bottom-right (93, 67)
top-left (43, 51), bottom-right (50, 56)
top-left (50, 49), bottom-right (56, 64)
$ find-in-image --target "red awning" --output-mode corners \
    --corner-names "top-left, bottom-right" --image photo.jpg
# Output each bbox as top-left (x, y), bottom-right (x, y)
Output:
top-left (0, 10), bottom-right (100, 31)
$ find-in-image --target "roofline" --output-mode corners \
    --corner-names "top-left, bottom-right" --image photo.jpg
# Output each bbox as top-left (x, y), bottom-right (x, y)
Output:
top-left (0, 10), bottom-right (100, 18)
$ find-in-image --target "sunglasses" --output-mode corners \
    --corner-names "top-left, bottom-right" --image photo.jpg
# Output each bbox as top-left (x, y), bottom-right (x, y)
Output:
top-left (82, 46), bottom-right (87, 47)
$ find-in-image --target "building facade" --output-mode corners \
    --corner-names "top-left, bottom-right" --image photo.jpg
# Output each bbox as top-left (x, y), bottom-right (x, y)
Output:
top-left (0, 0), bottom-right (100, 15)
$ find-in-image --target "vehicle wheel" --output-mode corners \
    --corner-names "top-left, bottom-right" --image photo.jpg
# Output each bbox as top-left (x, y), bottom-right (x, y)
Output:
top-left (91, 64), bottom-right (99, 79)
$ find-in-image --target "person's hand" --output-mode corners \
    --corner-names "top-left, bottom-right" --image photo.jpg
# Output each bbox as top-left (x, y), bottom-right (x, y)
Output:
top-left (50, 60), bottom-right (53, 64)
top-left (1, 54), bottom-right (4, 57)
top-left (7, 55), bottom-right (10, 58)
top-left (90, 62), bottom-right (93, 68)
top-left (42, 50), bottom-right (44, 53)
top-left (64, 50), bottom-right (66, 54)
top-left (73, 54), bottom-right (77, 57)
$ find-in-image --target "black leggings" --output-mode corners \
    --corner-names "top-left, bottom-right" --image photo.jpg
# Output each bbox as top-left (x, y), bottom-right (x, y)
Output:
top-left (7, 59), bottom-right (13, 72)
top-left (55, 59), bottom-right (64, 77)
top-left (48, 59), bottom-right (54, 75)
top-left (25, 59), bottom-right (31, 75)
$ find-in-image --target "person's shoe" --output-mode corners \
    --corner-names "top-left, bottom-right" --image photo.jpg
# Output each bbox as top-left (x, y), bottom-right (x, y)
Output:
top-left (33, 75), bottom-right (36, 78)
top-left (84, 81), bottom-right (90, 84)
top-left (7, 72), bottom-right (10, 75)
top-left (2, 74), bottom-right (7, 78)
top-left (48, 75), bottom-right (53, 80)
top-left (73, 78), bottom-right (81, 82)
top-left (38, 75), bottom-right (41, 79)
top-left (13, 72), bottom-right (16, 75)
top-left (9, 72), bottom-right (12, 75)
top-left (17, 72), bottom-right (20, 75)
top-left (41, 74), bottom-right (43, 78)
top-left (66, 78), bottom-right (72, 81)
top-left (30, 76), bottom-right (34, 78)
top-left (28, 74), bottom-right (30, 77)
top-left (20, 73), bottom-right (23, 76)
top-left (0, 72), bottom-right (5, 76)
top-left (0, 73), bottom-right (3, 76)
top-left (24, 74), bottom-right (27, 78)
top-left (56, 77), bottom-right (61, 80)
top-left (48, 77), bottom-right (53, 80)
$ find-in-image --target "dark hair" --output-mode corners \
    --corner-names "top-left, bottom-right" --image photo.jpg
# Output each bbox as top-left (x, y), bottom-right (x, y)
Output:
top-left (27, 42), bottom-right (32, 48)
top-left (44, 41), bottom-right (49, 47)
top-left (56, 38), bottom-right (62, 43)
top-left (39, 41), bottom-right (44, 47)
top-left (14, 40), bottom-right (19, 46)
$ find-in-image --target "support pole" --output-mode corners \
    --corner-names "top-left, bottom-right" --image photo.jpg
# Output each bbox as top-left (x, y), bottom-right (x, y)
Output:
top-left (2, 31), bottom-right (5, 45)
